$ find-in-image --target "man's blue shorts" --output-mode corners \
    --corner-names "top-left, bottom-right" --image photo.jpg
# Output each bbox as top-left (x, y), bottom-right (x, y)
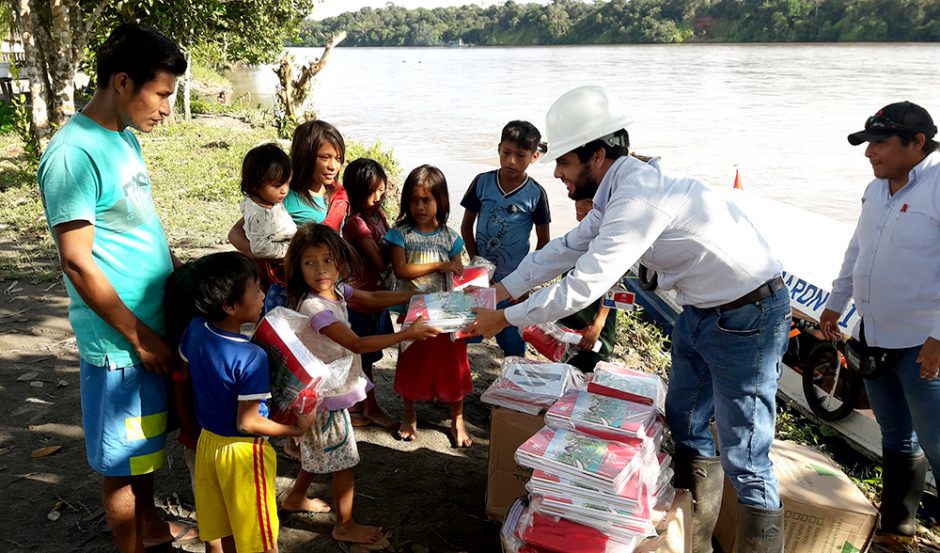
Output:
top-left (80, 359), bottom-right (168, 476)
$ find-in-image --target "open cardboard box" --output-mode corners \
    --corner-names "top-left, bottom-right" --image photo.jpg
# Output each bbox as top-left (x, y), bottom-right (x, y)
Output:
top-left (714, 439), bottom-right (878, 553)
top-left (486, 406), bottom-right (546, 521)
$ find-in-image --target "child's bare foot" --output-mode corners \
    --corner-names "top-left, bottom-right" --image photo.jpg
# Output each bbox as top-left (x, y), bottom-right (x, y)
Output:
top-left (397, 416), bottom-right (417, 441)
top-left (451, 416), bottom-right (473, 448)
top-left (364, 406), bottom-right (398, 429)
top-left (333, 520), bottom-right (384, 544)
top-left (280, 496), bottom-right (331, 514)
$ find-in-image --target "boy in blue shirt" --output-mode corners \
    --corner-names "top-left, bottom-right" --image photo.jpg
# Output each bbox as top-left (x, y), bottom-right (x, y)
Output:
top-left (180, 252), bottom-right (312, 552)
top-left (461, 120), bottom-right (551, 356)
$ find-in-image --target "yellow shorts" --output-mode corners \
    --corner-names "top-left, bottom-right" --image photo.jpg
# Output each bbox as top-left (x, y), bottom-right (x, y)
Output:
top-left (195, 430), bottom-right (279, 551)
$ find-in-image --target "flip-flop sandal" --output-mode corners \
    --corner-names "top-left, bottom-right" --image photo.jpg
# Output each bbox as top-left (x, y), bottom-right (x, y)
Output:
top-left (166, 520), bottom-right (201, 547)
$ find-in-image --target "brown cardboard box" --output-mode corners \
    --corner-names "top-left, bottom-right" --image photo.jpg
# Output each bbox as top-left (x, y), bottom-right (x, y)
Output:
top-left (635, 489), bottom-right (692, 553)
top-left (486, 406), bottom-right (546, 521)
top-left (714, 440), bottom-right (878, 553)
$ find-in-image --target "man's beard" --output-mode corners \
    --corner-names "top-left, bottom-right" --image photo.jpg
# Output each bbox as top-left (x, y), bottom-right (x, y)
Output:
top-left (567, 163), bottom-right (600, 201)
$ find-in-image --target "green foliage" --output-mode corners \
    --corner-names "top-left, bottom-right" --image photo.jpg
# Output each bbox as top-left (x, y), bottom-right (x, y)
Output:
top-left (615, 307), bottom-right (672, 378)
top-left (0, 102), bottom-right (14, 135)
top-left (10, 94), bottom-right (40, 173)
top-left (291, 0), bottom-right (940, 46)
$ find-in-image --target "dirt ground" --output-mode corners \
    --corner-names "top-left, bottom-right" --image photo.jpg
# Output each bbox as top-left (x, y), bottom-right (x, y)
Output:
top-left (0, 280), bottom-right (508, 553)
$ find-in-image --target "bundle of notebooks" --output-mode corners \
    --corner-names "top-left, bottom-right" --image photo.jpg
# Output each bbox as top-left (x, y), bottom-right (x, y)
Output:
top-left (401, 288), bottom-right (496, 344)
top-left (588, 361), bottom-right (667, 413)
top-left (522, 321), bottom-right (601, 362)
top-left (480, 357), bottom-right (585, 415)
top-left (504, 367), bottom-right (675, 552)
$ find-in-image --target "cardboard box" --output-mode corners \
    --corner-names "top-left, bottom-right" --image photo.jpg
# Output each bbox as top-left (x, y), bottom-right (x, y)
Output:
top-left (635, 489), bottom-right (692, 553)
top-left (486, 406), bottom-right (546, 521)
top-left (714, 440), bottom-right (878, 553)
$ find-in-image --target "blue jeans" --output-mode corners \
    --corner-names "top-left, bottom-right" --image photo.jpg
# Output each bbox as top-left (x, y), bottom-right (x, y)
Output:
top-left (665, 285), bottom-right (791, 509)
top-left (864, 346), bottom-right (940, 475)
top-left (495, 299), bottom-right (526, 356)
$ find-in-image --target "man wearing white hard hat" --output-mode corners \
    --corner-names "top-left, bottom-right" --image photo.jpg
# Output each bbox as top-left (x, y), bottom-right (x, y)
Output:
top-left (471, 86), bottom-right (789, 553)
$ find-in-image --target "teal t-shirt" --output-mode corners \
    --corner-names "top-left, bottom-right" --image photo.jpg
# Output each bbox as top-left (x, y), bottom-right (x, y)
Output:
top-left (282, 188), bottom-right (327, 225)
top-left (38, 113), bottom-right (172, 368)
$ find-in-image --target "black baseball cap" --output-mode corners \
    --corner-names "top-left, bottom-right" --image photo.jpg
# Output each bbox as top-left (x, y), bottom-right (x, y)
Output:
top-left (847, 101), bottom-right (937, 146)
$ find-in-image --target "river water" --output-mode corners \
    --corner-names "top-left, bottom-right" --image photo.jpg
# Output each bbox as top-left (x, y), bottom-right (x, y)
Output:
top-left (226, 44), bottom-right (940, 232)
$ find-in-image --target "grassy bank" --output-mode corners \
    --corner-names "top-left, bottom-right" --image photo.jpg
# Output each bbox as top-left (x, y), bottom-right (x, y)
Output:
top-left (0, 119), bottom-right (399, 281)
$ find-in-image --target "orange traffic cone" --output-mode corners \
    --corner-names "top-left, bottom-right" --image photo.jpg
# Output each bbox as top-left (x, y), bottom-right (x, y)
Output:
top-left (733, 169), bottom-right (744, 190)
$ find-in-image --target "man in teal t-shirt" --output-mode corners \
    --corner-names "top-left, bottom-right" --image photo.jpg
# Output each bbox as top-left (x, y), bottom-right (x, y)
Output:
top-left (37, 24), bottom-right (197, 552)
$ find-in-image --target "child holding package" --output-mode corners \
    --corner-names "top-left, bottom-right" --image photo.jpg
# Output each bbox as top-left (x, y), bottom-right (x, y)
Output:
top-left (180, 251), bottom-right (313, 553)
top-left (280, 224), bottom-right (439, 545)
top-left (557, 199), bottom-right (617, 372)
top-left (386, 165), bottom-right (475, 446)
top-left (460, 120), bottom-right (551, 356)
top-left (341, 158), bottom-right (397, 429)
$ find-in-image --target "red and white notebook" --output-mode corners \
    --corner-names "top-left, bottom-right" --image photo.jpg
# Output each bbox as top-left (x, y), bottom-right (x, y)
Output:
top-left (480, 357), bottom-right (584, 415)
top-left (450, 265), bottom-right (490, 291)
top-left (545, 391), bottom-right (658, 441)
top-left (251, 307), bottom-right (348, 424)
top-left (518, 497), bottom-right (643, 552)
top-left (522, 321), bottom-right (601, 362)
top-left (588, 362), bottom-right (667, 413)
top-left (402, 288), bottom-right (496, 341)
top-left (515, 427), bottom-right (651, 494)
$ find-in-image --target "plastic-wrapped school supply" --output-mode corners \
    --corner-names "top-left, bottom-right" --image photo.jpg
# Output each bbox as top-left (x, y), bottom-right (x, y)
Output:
top-left (480, 357), bottom-right (585, 415)
top-left (450, 257), bottom-right (496, 291)
top-left (515, 426), bottom-right (655, 495)
top-left (402, 288), bottom-right (496, 339)
top-left (588, 362), bottom-right (667, 413)
top-left (522, 321), bottom-right (601, 362)
top-left (545, 391), bottom-right (659, 442)
top-left (515, 497), bottom-right (643, 553)
top-left (251, 307), bottom-right (353, 424)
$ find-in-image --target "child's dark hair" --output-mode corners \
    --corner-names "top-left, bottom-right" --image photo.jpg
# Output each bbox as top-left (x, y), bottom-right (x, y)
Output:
top-left (395, 165), bottom-right (449, 228)
top-left (290, 120), bottom-right (346, 207)
top-left (96, 24), bottom-right (187, 89)
top-left (501, 120), bottom-right (543, 153)
top-left (189, 252), bottom-right (259, 323)
top-left (164, 261), bottom-right (202, 347)
top-left (283, 224), bottom-right (362, 308)
top-left (344, 158), bottom-right (388, 216)
top-left (241, 143), bottom-right (291, 197)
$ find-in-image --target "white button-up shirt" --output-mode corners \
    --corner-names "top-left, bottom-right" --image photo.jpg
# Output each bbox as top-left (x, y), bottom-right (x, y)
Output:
top-left (826, 151), bottom-right (940, 349)
top-left (502, 156), bottom-right (782, 327)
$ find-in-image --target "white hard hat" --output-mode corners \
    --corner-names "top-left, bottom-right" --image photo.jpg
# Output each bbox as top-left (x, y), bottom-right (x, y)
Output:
top-left (541, 85), bottom-right (633, 164)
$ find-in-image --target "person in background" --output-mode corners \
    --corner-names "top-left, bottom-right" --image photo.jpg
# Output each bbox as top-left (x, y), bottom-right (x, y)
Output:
top-left (36, 23), bottom-right (197, 552)
top-left (820, 101), bottom-right (940, 549)
top-left (461, 120), bottom-right (551, 356)
top-left (556, 198), bottom-right (617, 372)
top-left (471, 86), bottom-right (790, 553)
top-left (342, 158), bottom-right (398, 429)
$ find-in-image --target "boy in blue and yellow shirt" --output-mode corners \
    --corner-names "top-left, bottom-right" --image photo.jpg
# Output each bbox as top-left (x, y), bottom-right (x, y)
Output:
top-left (180, 252), bottom-right (311, 552)
top-left (461, 120), bottom-right (551, 356)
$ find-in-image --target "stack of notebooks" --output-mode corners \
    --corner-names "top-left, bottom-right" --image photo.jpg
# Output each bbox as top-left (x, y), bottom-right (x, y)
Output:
top-left (401, 288), bottom-right (496, 343)
top-left (589, 361), bottom-right (667, 414)
top-left (481, 357), bottom-right (585, 415)
top-left (503, 368), bottom-right (675, 552)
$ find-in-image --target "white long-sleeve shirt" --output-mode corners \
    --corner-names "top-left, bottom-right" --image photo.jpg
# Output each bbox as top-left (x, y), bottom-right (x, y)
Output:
top-left (240, 197), bottom-right (297, 259)
top-left (502, 156), bottom-right (782, 327)
top-left (825, 151), bottom-right (940, 348)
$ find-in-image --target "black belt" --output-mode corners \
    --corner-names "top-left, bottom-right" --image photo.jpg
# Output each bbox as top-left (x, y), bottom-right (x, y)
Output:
top-left (717, 276), bottom-right (786, 313)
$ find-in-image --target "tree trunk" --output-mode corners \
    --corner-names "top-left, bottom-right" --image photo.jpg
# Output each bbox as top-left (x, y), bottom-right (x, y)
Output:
top-left (48, 0), bottom-right (75, 127)
top-left (11, 0), bottom-right (50, 146)
top-left (183, 50), bottom-right (191, 122)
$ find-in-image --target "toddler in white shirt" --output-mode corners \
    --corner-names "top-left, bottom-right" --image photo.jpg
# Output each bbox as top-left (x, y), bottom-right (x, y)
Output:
top-left (239, 143), bottom-right (296, 258)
